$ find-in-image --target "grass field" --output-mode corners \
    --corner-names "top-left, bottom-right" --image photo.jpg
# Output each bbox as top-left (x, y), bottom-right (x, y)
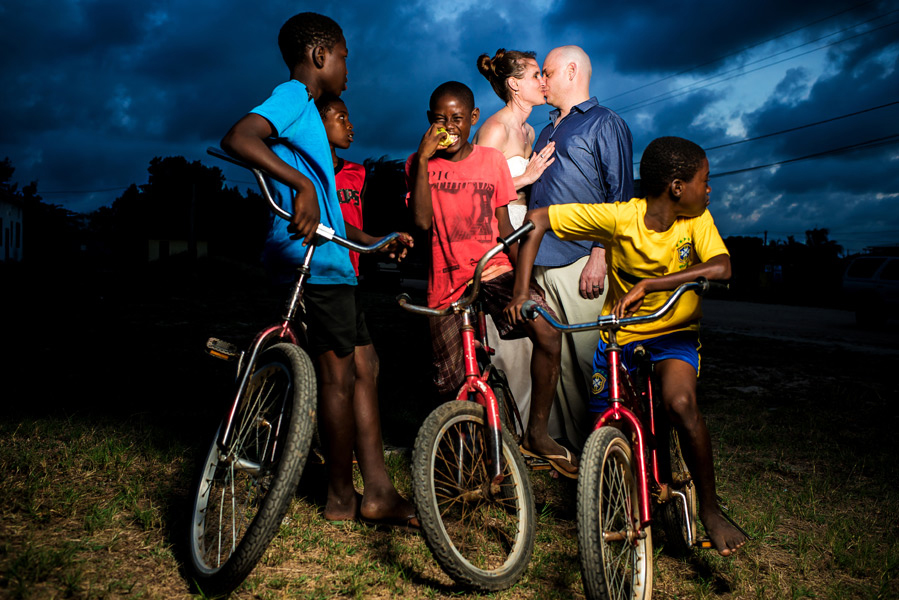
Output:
top-left (1, 259), bottom-right (896, 599)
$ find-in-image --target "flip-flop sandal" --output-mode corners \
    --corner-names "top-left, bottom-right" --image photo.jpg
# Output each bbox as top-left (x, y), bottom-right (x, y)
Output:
top-left (519, 444), bottom-right (579, 479)
top-left (360, 514), bottom-right (421, 534)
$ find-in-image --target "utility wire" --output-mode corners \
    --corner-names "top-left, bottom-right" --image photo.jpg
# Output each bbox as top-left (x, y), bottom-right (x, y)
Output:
top-left (614, 16), bottom-right (899, 114)
top-left (704, 100), bottom-right (899, 151)
top-left (632, 100), bottom-right (899, 165)
top-left (599, 0), bottom-right (880, 104)
top-left (710, 133), bottom-right (899, 178)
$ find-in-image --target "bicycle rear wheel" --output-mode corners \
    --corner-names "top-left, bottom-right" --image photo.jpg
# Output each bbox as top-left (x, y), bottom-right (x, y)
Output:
top-left (187, 343), bottom-right (316, 597)
top-left (412, 400), bottom-right (536, 591)
top-left (658, 427), bottom-right (697, 556)
top-left (577, 427), bottom-right (652, 600)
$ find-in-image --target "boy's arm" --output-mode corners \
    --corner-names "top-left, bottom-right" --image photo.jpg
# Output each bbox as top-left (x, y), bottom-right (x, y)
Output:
top-left (504, 207), bottom-right (552, 324)
top-left (221, 113), bottom-right (319, 243)
top-left (408, 124), bottom-right (448, 230)
top-left (613, 253), bottom-right (731, 319)
top-left (496, 205), bottom-right (516, 264)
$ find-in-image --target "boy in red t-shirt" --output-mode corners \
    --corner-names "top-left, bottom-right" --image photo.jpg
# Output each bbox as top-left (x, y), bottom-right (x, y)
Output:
top-left (316, 93), bottom-right (366, 275)
top-left (406, 81), bottom-right (576, 478)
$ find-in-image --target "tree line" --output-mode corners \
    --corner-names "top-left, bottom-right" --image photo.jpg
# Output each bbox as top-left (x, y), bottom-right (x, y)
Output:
top-left (1, 156), bottom-right (858, 307)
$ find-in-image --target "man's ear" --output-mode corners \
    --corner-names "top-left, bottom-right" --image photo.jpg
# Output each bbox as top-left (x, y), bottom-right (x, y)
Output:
top-left (670, 179), bottom-right (685, 199)
top-left (567, 61), bottom-right (577, 81)
top-left (471, 107), bottom-right (480, 126)
top-left (311, 45), bottom-right (326, 69)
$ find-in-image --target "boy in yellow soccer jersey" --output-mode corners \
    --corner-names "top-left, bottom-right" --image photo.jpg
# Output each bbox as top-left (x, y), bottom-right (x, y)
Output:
top-left (506, 136), bottom-right (746, 556)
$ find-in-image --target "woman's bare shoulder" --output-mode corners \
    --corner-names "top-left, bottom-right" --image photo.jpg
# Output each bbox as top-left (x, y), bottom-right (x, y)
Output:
top-left (473, 114), bottom-right (512, 150)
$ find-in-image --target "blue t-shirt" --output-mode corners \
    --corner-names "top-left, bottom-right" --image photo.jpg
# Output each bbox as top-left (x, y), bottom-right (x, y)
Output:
top-left (529, 97), bottom-right (634, 267)
top-left (251, 80), bottom-right (356, 285)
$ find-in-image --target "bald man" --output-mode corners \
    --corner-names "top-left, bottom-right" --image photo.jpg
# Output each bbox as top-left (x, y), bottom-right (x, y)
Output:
top-left (527, 45), bottom-right (634, 452)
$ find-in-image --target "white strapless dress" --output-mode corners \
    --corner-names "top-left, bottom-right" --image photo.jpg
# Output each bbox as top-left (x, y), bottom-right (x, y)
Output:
top-left (483, 154), bottom-right (537, 435)
top-left (506, 156), bottom-right (529, 228)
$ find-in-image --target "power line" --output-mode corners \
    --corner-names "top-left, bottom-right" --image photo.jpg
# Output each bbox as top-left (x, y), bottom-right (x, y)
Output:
top-left (710, 133), bottom-right (899, 178)
top-left (632, 100), bottom-right (899, 165)
top-left (614, 16), bottom-right (899, 114)
top-left (704, 101), bottom-right (899, 151)
top-left (40, 186), bottom-right (131, 195)
top-left (599, 0), bottom-right (880, 105)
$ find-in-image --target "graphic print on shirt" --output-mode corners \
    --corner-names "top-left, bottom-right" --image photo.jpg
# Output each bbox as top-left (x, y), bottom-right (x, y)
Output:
top-left (431, 180), bottom-right (497, 273)
top-left (337, 187), bottom-right (361, 207)
top-left (675, 236), bottom-right (694, 270)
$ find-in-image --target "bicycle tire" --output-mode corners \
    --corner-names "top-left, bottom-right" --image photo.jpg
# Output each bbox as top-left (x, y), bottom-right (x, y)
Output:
top-left (577, 427), bottom-right (653, 600)
top-left (187, 343), bottom-right (316, 597)
top-left (412, 400), bottom-right (536, 591)
top-left (658, 427), bottom-right (697, 557)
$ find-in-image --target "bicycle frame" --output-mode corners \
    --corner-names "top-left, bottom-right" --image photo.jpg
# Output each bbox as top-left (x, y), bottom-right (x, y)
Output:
top-left (398, 222), bottom-right (536, 486)
top-left (523, 279), bottom-right (714, 532)
top-left (206, 145), bottom-right (402, 456)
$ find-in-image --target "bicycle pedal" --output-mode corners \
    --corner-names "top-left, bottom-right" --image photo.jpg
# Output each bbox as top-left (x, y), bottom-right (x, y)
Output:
top-left (523, 455), bottom-right (552, 470)
top-left (697, 537), bottom-right (714, 550)
top-left (206, 337), bottom-right (241, 361)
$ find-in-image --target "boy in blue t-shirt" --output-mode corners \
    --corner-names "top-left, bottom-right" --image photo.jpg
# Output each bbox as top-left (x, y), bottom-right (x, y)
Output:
top-left (221, 12), bottom-right (416, 529)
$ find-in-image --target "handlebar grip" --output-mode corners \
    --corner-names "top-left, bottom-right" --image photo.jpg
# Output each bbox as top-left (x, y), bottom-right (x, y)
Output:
top-left (708, 280), bottom-right (730, 291)
top-left (521, 300), bottom-right (539, 321)
top-left (396, 293), bottom-right (412, 306)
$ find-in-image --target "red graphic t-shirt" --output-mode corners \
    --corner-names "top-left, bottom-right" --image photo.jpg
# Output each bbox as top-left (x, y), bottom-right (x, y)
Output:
top-left (405, 145), bottom-right (517, 309)
top-left (335, 159), bottom-right (365, 276)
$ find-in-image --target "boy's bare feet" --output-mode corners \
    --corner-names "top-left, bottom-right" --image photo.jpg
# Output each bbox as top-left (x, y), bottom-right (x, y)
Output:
top-left (359, 490), bottom-right (419, 530)
top-left (323, 492), bottom-right (362, 523)
top-left (701, 509), bottom-right (747, 556)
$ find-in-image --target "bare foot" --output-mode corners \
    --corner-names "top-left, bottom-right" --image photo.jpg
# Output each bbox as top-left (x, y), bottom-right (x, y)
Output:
top-left (323, 492), bottom-right (361, 523)
top-left (701, 509), bottom-right (747, 556)
top-left (359, 490), bottom-right (419, 530)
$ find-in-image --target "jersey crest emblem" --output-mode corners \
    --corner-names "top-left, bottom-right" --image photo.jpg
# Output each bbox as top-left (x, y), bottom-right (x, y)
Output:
top-left (676, 238), bottom-right (693, 269)
top-left (591, 371), bottom-right (607, 397)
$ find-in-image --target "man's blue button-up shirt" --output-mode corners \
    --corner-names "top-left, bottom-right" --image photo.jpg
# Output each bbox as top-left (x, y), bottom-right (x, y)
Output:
top-left (529, 97), bottom-right (634, 267)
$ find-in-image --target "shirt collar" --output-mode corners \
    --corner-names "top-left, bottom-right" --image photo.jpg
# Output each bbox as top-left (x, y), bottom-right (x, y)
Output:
top-left (549, 96), bottom-right (599, 122)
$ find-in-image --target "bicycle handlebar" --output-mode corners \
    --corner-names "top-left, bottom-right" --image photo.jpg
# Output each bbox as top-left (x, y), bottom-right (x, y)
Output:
top-left (207, 146), bottom-right (400, 254)
top-left (521, 278), bottom-right (729, 332)
top-left (397, 221), bottom-right (536, 317)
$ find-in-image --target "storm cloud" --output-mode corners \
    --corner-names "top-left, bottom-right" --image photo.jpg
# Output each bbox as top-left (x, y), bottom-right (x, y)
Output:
top-left (1, 0), bottom-right (896, 253)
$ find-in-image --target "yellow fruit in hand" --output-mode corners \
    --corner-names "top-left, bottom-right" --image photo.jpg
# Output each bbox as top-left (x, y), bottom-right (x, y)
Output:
top-left (437, 127), bottom-right (454, 148)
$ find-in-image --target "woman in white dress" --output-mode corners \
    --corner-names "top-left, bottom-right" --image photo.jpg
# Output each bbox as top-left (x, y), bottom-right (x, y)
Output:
top-left (473, 49), bottom-right (557, 437)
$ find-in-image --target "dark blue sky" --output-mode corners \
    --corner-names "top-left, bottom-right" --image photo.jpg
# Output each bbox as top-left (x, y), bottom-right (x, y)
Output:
top-left (2, 0), bottom-right (897, 254)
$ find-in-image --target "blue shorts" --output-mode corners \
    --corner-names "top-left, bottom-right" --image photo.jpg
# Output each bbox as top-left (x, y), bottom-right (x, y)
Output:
top-left (590, 331), bottom-right (701, 413)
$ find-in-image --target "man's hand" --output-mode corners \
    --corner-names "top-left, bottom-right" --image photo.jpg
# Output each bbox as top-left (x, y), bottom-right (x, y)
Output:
top-left (288, 176), bottom-right (320, 244)
top-left (579, 247), bottom-right (607, 299)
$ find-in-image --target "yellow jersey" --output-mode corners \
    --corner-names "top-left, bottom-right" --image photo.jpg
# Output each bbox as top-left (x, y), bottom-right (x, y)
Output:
top-left (549, 198), bottom-right (729, 344)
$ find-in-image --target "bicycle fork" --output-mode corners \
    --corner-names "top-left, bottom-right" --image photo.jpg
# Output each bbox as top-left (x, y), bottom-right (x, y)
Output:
top-left (457, 311), bottom-right (504, 487)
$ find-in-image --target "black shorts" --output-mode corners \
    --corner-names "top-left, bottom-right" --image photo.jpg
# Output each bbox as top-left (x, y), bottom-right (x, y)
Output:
top-left (302, 284), bottom-right (371, 357)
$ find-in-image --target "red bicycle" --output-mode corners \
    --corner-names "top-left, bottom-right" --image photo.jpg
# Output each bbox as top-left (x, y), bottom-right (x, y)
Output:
top-left (186, 147), bottom-right (402, 597)
top-left (523, 278), bottom-right (748, 600)
top-left (396, 222), bottom-right (538, 591)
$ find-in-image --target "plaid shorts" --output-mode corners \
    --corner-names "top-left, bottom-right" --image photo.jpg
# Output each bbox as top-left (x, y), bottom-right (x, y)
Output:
top-left (429, 271), bottom-right (555, 395)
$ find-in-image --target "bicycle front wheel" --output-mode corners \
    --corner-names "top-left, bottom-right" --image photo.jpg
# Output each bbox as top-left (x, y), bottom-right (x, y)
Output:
top-left (658, 427), bottom-right (697, 556)
top-left (577, 427), bottom-right (653, 600)
top-left (412, 400), bottom-right (536, 591)
top-left (187, 343), bottom-right (316, 597)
